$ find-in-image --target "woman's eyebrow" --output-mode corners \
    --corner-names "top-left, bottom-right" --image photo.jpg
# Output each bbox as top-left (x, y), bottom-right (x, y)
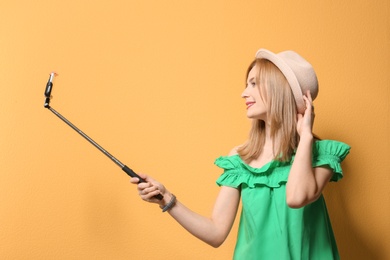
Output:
top-left (247, 77), bottom-right (255, 83)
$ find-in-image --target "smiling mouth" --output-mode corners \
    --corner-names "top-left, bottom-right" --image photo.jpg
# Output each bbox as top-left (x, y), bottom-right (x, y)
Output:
top-left (246, 102), bottom-right (255, 109)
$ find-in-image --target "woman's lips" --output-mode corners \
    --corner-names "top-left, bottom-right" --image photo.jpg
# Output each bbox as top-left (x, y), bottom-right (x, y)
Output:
top-left (246, 101), bottom-right (255, 109)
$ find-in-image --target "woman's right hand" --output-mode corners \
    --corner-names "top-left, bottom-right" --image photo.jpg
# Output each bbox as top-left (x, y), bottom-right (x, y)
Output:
top-left (296, 90), bottom-right (315, 138)
top-left (130, 174), bottom-right (168, 205)
top-left (131, 174), bottom-right (241, 247)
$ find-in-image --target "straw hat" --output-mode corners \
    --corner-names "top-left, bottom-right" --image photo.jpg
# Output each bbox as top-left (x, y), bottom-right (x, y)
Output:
top-left (255, 49), bottom-right (318, 114)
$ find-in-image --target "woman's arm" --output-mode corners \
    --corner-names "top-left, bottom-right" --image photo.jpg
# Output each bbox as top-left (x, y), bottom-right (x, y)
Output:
top-left (286, 134), bottom-right (333, 208)
top-left (286, 91), bottom-right (333, 208)
top-left (130, 175), bottom-right (240, 248)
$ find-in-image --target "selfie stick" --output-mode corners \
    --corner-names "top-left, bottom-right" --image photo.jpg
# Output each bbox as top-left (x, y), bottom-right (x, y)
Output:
top-left (44, 72), bottom-right (163, 200)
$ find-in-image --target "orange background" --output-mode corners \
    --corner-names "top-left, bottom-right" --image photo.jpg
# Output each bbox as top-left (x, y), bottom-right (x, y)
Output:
top-left (1, 1), bottom-right (389, 259)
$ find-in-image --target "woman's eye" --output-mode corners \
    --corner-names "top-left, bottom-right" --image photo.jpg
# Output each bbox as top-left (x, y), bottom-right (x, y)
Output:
top-left (251, 82), bottom-right (256, 87)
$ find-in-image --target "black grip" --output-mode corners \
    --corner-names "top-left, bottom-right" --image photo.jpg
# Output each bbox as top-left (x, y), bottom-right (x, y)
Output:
top-left (45, 82), bottom-right (53, 97)
top-left (122, 165), bottom-right (163, 200)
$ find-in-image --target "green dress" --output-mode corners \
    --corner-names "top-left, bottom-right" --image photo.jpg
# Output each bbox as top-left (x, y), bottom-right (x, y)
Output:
top-left (215, 140), bottom-right (350, 260)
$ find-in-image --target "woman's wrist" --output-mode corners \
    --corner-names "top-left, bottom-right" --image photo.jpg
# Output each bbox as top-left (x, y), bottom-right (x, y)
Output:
top-left (158, 192), bottom-right (173, 206)
top-left (159, 193), bottom-right (177, 212)
top-left (299, 132), bottom-right (314, 143)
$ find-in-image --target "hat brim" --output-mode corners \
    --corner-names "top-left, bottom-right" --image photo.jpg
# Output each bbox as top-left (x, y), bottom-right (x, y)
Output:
top-left (255, 49), bottom-right (305, 113)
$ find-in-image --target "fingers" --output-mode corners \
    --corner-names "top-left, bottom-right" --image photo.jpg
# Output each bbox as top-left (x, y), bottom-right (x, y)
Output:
top-left (129, 173), bottom-right (163, 203)
top-left (303, 91), bottom-right (312, 107)
top-left (139, 183), bottom-right (158, 195)
top-left (136, 178), bottom-right (155, 194)
top-left (129, 177), bottom-right (140, 184)
top-left (302, 91), bottom-right (315, 115)
top-left (140, 187), bottom-right (161, 201)
top-left (129, 173), bottom-right (149, 184)
top-left (305, 90), bottom-right (313, 103)
top-left (297, 91), bottom-right (315, 137)
top-left (139, 184), bottom-right (162, 203)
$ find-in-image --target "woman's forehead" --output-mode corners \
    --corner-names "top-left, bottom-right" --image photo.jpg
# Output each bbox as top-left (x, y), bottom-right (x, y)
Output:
top-left (248, 65), bottom-right (258, 76)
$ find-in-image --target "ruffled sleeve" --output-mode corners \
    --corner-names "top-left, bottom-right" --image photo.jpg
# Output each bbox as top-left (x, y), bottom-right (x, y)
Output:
top-left (214, 155), bottom-right (290, 188)
top-left (312, 140), bottom-right (351, 182)
top-left (214, 155), bottom-right (245, 188)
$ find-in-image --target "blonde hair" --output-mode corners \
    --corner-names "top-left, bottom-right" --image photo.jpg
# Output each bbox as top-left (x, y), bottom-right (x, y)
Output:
top-left (237, 59), bottom-right (299, 162)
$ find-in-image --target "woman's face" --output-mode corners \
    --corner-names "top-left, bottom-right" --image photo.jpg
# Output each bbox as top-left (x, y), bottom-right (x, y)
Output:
top-left (241, 65), bottom-right (267, 121)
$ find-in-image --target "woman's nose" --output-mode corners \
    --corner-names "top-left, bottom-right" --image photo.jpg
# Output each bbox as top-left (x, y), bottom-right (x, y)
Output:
top-left (241, 88), bottom-right (249, 98)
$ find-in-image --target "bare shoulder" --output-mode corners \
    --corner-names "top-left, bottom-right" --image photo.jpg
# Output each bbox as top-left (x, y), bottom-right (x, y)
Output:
top-left (228, 145), bottom-right (241, 156)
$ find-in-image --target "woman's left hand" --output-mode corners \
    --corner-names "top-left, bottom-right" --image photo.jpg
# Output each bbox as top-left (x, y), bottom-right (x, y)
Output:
top-left (297, 90), bottom-right (315, 137)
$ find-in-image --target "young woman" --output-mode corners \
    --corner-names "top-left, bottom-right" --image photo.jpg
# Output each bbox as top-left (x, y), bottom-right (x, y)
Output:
top-left (130, 48), bottom-right (350, 260)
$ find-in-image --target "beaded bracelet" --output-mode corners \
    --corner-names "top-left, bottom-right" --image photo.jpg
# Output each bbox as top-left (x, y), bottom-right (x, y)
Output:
top-left (160, 194), bottom-right (176, 212)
